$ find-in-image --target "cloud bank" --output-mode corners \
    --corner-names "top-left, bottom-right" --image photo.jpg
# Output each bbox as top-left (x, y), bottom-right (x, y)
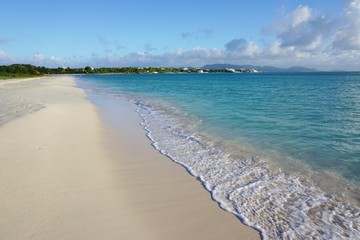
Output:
top-left (332, 0), bottom-right (360, 50)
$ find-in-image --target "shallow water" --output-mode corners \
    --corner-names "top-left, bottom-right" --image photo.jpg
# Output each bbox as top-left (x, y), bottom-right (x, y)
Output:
top-left (78, 72), bottom-right (360, 239)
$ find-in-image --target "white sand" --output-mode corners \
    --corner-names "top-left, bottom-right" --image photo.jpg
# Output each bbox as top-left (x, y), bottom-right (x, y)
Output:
top-left (0, 76), bottom-right (260, 239)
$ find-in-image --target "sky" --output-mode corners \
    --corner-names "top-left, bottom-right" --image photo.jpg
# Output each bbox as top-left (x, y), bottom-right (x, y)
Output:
top-left (0, 0), bottom-right (360, 70)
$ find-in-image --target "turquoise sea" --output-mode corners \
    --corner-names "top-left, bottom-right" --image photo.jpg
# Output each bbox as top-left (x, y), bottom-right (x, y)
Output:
top-left (78, 72), bottom-right (360, 239)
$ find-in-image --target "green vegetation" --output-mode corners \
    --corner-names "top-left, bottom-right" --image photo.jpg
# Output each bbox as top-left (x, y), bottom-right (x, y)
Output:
top-left (0, 64), bottom-right (89, 79)
top-left (0, 64), bottom-right (261, 79)
top-left (0, 64), bottom-right (190, 79)
top-left (0, 64), bottom-right (43, 79)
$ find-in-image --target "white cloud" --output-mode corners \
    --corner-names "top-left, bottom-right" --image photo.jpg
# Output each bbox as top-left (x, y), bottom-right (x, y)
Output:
top-left (85, 47), bottom-right (226, 68)
top-left (273, 5), bottom-right (335, 51)
top-left (332, 0), bottom-right (360, 50)
top-left (0, 50), bottom-right (17, 65)
top-left (253, 1), bottom-right (360, 70)
top-left (288, 5), bottom-right (312, 28)
top-left (225, 38), bottom-right (261, 58)
top-left (0, 51), bottom-right (65, 67)
top-left (225, 38), bottom-right (248, 52)
top-left (32, 53), bottom-right (45, 62)
top-left (26, 53), bottom-right (63, 67)
top-left (263, 41), bottom-right (292, 58)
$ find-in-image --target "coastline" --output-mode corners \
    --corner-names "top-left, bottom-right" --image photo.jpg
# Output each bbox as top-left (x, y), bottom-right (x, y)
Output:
top-left (79, 73), bottom-right (360, 239)
top-left (0, 76), bottom-right (260, 239)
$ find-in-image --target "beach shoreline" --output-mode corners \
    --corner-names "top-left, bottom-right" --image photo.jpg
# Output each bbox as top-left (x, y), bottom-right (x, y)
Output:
top-left (0, 76), bottom-right (260, 239)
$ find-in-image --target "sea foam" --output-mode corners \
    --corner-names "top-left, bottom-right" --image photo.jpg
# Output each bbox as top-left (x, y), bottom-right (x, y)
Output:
top-left (135, 99), bottom-right (360, 240)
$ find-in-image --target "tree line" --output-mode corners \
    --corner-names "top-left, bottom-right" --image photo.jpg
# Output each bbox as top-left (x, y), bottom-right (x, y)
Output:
top-left (0, 64), bottom-right (192, 79)
top-left (0, 64), bottom-right (258, 79)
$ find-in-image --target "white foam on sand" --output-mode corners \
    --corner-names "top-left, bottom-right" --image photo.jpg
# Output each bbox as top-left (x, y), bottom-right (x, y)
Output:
top-left (135, 99), bottom-right (360, 240)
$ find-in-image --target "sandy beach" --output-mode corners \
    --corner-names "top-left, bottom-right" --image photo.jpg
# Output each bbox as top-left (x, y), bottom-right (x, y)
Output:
top-left (0, 76), bottom-right (260, 240)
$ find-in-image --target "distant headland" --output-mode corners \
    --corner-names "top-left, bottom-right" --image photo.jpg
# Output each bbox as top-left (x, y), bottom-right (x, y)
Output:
top-left (202, 64), bottom-right (318, 72)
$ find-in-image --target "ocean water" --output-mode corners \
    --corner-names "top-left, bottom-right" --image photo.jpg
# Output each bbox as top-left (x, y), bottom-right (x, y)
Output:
top-left (78, 72), bottom-right (360, 239)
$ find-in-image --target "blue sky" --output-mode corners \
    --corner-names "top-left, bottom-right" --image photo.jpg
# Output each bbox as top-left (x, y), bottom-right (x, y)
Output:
top-left (0, 0), bottom-right (359, 70)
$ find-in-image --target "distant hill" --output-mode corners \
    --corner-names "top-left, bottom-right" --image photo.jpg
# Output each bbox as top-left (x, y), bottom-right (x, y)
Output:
top-left (202, 64), bottom-right (318, 72)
